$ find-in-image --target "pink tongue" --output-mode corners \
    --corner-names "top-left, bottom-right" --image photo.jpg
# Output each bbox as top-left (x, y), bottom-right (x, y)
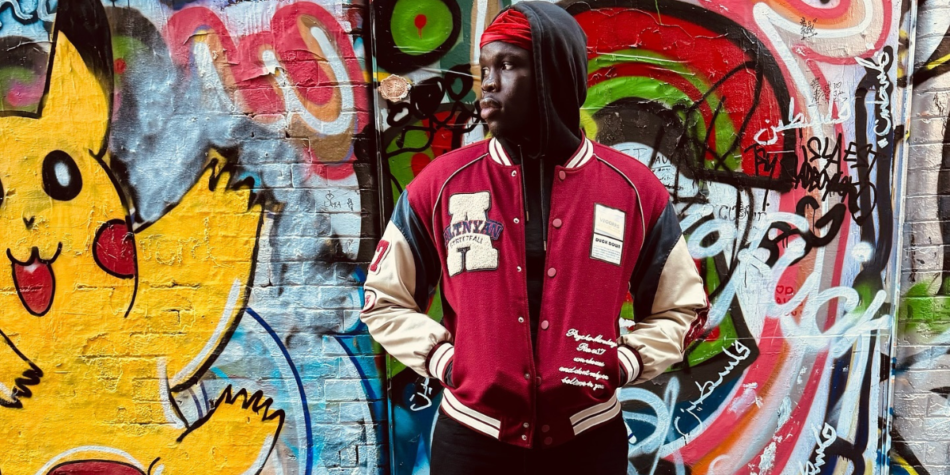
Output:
top-left (13, 260), bottom-right (54, 316)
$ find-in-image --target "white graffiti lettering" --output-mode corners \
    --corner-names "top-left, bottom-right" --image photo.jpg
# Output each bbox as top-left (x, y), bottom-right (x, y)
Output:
top-left (855, 50), bottom-right (892, 147)
top-left (674, 340), bottom-right (751, 434)
top-left (800, 423), bottom-right (837, 475)
top-left (687, 209), bottom-right (892, 359)
top-left (409, 378), bottom-right (434, 411)
top-left (753, 96), bottom-right (852, 146)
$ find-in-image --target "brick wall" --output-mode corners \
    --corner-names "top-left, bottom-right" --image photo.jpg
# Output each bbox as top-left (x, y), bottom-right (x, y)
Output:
top-left (893, 1), bottom-right (950, 474)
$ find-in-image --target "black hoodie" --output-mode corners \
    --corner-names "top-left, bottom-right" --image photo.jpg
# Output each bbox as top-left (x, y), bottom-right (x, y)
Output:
top-left (493, 2), bottom-right (589, 342)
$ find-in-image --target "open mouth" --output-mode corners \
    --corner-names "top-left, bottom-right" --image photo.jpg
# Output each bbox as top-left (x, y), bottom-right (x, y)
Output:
top-left (7, 244), bottom-right (61, 317)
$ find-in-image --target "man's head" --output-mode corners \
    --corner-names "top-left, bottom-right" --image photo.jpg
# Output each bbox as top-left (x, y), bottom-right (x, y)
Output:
top-left (477, 4), bottom-right (588, 151)
top-left (478, 9), bottom-right (536, 139)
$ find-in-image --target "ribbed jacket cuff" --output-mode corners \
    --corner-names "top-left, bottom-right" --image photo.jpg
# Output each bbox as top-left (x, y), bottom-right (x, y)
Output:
top-left (425, 342), bottom-right (455, 383)
top-left (617, 345), bottom-right (643, 385)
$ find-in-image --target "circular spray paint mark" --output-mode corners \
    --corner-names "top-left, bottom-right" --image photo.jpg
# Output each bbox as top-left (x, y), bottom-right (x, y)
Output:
top-left (391, 0), bottom-right (453, 54)
top-left (374, 0), bottom-right (461, 73)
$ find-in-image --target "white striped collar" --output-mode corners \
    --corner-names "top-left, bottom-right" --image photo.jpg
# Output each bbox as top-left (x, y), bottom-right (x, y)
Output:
top-left (488, 135), bottom-right (594, 169)
top-left (565, 136), bottom-right (594, 168)
top-left (488, 137), bottom-right (512, 165)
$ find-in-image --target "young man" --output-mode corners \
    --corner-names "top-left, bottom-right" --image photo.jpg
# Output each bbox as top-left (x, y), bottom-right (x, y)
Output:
top-left (362, 3), bottom-right (708, 473)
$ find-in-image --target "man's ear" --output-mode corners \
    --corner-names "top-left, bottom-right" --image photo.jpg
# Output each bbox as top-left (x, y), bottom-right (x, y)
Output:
top-left (38, 0), bottom-right (114, 158)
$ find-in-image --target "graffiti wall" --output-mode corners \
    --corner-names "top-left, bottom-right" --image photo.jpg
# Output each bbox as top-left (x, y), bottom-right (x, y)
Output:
top-left (0, 0), bottom-right (381, 472)
top-left (375, 0), bottom-right (910, 474)
top-left (1, 0), bottom-right (937, 473)
top-left (892, 0), bottom-right (950, 474)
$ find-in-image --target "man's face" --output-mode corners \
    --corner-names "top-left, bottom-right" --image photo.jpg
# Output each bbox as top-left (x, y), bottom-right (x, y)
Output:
top-left (479, 41), bottom-right (536, 138)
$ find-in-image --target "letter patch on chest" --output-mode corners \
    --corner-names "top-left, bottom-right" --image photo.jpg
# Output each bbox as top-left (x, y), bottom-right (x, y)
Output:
top-left (590, 204), bottom-right (625, 266)
top-left (443, 192), bottom-right (504, 276)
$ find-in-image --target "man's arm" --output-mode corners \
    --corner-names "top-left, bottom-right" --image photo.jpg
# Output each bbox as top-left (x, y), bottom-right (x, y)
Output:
top-left (361, 191), bottom-right (455, 384)
top-left (618, 201), bottom-right (708, 385)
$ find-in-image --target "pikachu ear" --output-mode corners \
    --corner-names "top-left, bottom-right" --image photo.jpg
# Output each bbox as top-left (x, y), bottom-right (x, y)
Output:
top-left (39, 0), bottom-right (114, 157)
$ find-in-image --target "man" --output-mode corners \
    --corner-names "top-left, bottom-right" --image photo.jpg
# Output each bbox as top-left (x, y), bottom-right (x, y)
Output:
top-left (361, 3), bottom-right (708, 474)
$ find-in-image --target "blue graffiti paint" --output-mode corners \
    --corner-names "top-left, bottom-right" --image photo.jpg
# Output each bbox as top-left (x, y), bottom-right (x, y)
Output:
top-left (246, 307), bottom-right (314, 475)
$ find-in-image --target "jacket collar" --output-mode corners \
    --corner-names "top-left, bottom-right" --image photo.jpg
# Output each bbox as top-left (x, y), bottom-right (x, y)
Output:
top-left (488, 135), bottom-right (594, 169)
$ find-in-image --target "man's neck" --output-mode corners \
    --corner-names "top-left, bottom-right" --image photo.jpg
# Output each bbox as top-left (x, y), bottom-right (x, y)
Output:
top-left (498, 130), bottom-right (581, 165)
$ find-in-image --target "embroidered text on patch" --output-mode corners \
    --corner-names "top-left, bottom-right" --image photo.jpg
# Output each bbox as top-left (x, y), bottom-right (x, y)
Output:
top-left (444, 192), bottom-right (504, 276)
top-left (590, 204), bottom-right (625, 265)
top-left (562, 328), bottom-right (614, 390)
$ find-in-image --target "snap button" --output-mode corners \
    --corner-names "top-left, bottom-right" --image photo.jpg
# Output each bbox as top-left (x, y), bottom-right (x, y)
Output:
top-left (544, 437), bottom-right (553, 445)
top-left (522, 435), bottom-right (528, 441)
top-left (553, 218), bottom-right (562, 228)
top-left (523, 422), bottom-right (530, 428)
top-left (518, 316), bottom-right (524, 323)
top-left (547, 268), bottom-right (557, 278)
top-left (517, 266), bottom-right (523, 272)
top-left (512, 170), bottom-right (517, 177)
top-left (524, 372), bottom-right (530, 380)
top-left (541, 425), bottom-right (550, 433)
top-left (541, 320), bottom-right (549, 330)
top-left (558, 171), bottom-right (566, 180)
top-left (514, 217), bottom-right (520, 224)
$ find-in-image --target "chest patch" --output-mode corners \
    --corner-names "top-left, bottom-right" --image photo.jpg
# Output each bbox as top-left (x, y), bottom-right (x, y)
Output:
top-left (443, 191), bottom-right (503, 276)
top-left (590, 204), bottom-right (625, 266)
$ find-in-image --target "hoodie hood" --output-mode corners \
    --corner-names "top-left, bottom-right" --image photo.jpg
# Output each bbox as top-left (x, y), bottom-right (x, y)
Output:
top-left (507, 2), bottom-right (588, 161)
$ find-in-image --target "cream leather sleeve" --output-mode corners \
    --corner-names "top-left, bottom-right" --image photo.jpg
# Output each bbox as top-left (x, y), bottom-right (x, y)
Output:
top-left (619, 236), bottom-right (707, 384)
top-left (361, 220), bottom-right (453, 380)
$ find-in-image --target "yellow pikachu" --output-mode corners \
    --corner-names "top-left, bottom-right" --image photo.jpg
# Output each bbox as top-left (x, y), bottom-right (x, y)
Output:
top-left (0, 0), bottom-right (283, 473)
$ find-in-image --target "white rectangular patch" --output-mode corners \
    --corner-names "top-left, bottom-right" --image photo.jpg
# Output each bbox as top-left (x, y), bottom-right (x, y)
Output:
top-left (591, 235), bottom-right (623, 265)
top-left (591, 204), bottom-right (625, 265)
top-left (594, 205), bottom-right (625, 240)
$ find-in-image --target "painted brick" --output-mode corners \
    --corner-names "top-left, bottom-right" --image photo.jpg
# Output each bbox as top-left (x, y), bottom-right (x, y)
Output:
top-left (331, 212), bottom-right (363, 237)
top-left (319, 286), bottom-right (363, 309)
top-left (909, 116), bottom-right (949, 145)
top-left (326, 379), bottom-right (367, 402)
top-left (895, 393), bottom-right (932, 417)
top-left (907, 143), bottom-right (947, 170)
top-left (340, 444), bottom-right (359, 467)
top-left (359, 444), bottom-right (386, 468)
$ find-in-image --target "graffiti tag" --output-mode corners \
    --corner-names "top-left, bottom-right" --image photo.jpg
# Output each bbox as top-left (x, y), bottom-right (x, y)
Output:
top-left (674, 340), bottom-right (752, 434)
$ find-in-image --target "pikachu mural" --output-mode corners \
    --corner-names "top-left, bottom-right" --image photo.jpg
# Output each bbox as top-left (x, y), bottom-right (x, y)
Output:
top-left (0, 0), bottom-right (285, 472)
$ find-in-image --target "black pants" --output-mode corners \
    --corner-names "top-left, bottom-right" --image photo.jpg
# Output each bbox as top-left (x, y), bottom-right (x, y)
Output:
top-left (430, 411), bottom-right (629, 475)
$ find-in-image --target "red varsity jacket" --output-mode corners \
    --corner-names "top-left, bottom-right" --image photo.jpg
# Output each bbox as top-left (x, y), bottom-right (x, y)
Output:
top-left (361, 136), bottom-right (708, 448)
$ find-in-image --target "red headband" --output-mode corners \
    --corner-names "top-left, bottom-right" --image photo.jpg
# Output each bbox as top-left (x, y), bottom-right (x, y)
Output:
top-left (480, 9), bottom-right (532, 51)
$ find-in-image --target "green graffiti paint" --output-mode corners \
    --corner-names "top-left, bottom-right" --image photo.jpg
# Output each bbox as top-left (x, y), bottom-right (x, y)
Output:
top-left (583, 49), bottom-right (742, 171)
top-left (387, 129), bottom-right (433, 202)
top-left (391, 0), bottom-right (454, 56)
top-left (900, 283), bottom-right (950, 338)
top-left (0, 67), bottom-right (41, 111)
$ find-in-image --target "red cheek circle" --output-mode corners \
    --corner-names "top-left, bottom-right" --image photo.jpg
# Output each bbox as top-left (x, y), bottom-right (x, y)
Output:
top-left (93, 219), bottom-right (137, 279)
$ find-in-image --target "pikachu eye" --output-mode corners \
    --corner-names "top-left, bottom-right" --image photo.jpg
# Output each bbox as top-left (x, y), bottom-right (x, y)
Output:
top-left (42, 151), bottom-right (83, 201)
